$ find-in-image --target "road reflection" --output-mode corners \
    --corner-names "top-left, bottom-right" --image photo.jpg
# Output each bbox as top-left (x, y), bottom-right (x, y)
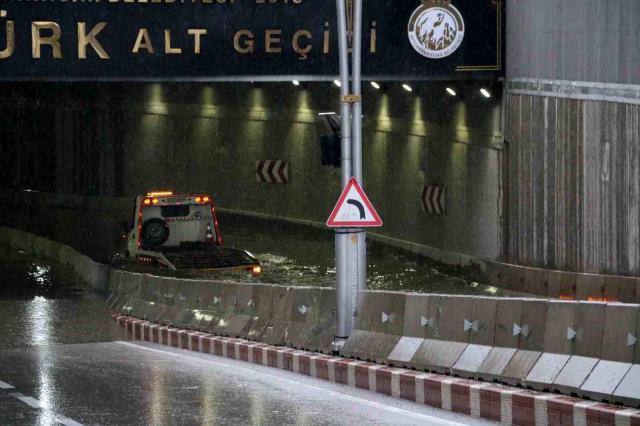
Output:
top-left (0, 245), bottom-right (124, 350)
top-left (27, 296), bottom-right (52, 346)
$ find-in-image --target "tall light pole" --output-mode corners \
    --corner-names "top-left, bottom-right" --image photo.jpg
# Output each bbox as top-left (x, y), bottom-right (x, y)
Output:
top-left (351, 0), bottom-right (367, 295)
top-left (334, 0), bottom-right (353, 344)
top-left (334, 0), bottom-right (366, 349)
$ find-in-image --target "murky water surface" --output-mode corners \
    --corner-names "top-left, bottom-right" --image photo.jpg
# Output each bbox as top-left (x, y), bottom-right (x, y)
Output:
top-left (125, 216), bottom-right (524, 297)
top-left (0, 245), bottom-right (123, 349)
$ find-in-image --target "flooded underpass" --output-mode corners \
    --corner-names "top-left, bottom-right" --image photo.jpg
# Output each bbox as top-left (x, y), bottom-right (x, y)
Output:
top-left (120, 214), bottom-right (527, 298)
top-left (0, 194), bottom-right (525, 297)
top-left (0, 244), bottom-right (490, 426)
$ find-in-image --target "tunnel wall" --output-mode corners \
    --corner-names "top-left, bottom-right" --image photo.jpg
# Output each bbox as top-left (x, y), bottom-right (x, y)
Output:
top-left (504, 0), bottom-right (640, 275)
top-left (0, 82), bottom-right (503, 263)
top-left (507, 0), bottom-right (640, 85)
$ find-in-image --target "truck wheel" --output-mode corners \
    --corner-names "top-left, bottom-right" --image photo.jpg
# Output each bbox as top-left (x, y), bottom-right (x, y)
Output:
top-left (141, 218), bottom-right (169, 249)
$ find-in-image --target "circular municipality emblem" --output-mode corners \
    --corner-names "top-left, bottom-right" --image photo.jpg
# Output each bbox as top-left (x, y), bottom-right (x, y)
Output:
top-left (408, 1), bottom-right (465, 59)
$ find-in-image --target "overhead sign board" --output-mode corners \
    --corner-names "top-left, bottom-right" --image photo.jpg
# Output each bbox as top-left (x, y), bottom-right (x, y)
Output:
top-left (327, 178), bottom-right (382, 228)
top-left (0, 0), bottom-right (503, 81)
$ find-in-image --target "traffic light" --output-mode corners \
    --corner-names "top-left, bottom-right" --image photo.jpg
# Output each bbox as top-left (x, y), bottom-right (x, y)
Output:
top-left (320, 134), bottom-right (341, 167)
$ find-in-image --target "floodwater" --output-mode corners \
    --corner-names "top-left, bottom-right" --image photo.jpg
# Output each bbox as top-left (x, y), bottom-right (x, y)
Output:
top-left (127, 215), bottom-right (525, 297)
top-left (0, 247), bottom-right (494, 426)
top-left (0, 245), bottom-right (123, 349)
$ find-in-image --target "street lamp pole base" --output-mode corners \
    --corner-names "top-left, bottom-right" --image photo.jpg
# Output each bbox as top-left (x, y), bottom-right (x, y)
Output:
top-left (332, 337), bottom-right (348, 355)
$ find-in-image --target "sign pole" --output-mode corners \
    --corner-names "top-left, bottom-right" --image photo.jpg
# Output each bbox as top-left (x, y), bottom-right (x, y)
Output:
top-left (351, 0), bottom-right (367, 295)
top-left (334, 0), bottom-right (354, 344)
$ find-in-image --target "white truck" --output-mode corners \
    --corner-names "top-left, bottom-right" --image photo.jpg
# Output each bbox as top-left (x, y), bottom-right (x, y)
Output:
top-left (121, 191), bottom-right (261, 275)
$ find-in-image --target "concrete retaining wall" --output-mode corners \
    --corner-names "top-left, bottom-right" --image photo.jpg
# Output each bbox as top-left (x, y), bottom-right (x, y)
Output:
top-left (505, 0), bottom-right (640, 277)
top-left (507, 0), bottom-right (640, 86)
top-left (0, 226), bottom-right (110, 291)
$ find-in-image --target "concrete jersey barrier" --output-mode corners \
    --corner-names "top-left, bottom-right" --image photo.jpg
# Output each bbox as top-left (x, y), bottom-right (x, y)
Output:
top-left (107, 269), bottom-right (337, 354)
top-left (2, 225), bottom-right (640, 407)
top-left (342, 290), bottom-right (640, 407)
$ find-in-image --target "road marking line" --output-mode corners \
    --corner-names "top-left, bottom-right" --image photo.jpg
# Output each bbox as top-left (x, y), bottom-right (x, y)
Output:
top-left (55, 415), bottom-right (84, 426)
top-left (115, 341), bottom-right (471, 426)
top-left (9, 392), bottom-right (83, 426)
top-left (10, 392), bottom-right (41, 408)
top-left (0, 380), bottom-right (14, 389)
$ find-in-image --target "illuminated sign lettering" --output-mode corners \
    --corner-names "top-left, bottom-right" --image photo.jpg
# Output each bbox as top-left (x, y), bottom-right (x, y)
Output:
top-left (0, 0), bottom-right (503, 81)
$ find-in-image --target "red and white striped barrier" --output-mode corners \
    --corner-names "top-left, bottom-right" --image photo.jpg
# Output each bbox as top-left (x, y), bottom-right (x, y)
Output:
top-left (113, 314), bottom-right (640, 425)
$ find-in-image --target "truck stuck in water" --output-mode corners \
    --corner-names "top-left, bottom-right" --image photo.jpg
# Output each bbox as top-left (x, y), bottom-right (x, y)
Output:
top-left (119, 191), bottom-right (261, 276)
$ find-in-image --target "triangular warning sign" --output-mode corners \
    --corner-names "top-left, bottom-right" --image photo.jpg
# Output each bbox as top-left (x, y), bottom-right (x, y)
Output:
top-left (327, 178), bottom-right (383, 228)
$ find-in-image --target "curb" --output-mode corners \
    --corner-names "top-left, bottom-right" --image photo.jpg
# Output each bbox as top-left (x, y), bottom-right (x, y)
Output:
top-left (114, 314), bottom-right (640, 426)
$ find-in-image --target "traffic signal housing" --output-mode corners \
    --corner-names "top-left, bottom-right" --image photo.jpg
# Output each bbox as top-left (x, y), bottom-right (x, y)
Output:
top-left (320, 134), bottom-right (341, 167)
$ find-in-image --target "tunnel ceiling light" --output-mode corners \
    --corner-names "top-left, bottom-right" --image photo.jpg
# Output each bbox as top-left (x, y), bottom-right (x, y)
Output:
top-left (446, 87), bottom-right (457, 96)
top-left (292, 80), bottom-right (300, 86)
top-left (402, 84), bottom-right (413, 92)
top-left (370, 81), bottom-right (381, 90)
top-left (333, 80), bottom-right (342, 88)
top-left (480, 88), bottom-right (491, 98)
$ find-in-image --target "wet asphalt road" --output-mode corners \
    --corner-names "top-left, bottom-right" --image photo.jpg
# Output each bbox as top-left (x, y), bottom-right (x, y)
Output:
top-left (0, 342), bottom-right (496, 426)
top-left (0, 246), bottom-right (123, 349)
top-left (0, 247), bottom-right (496, 425)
